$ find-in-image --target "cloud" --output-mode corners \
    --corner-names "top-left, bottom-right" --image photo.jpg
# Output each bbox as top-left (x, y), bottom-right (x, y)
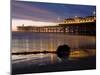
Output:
top-left (11, 1), bottom-right (96, 31)
top-left (11, 1), bottom-right (60, 22)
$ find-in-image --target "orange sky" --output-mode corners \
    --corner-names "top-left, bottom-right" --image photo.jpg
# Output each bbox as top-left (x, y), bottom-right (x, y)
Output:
top-left (12, 19), bottom-right (59, 31)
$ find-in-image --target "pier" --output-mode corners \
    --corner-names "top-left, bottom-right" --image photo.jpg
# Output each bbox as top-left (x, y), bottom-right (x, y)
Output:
top-left (17, 16), bottom-right (96, 35)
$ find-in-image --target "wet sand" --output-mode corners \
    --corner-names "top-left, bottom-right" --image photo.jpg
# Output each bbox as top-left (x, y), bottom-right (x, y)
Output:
top-left (12, 56), bottom-right (96, 75)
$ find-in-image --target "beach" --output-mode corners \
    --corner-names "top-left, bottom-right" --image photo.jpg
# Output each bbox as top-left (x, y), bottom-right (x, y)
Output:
top-left (12, 32), bottom-right (96, 74)
top-left (12, 55), bottom-right (96, 74)
top-left (12, 49), bottom-right (96, 74)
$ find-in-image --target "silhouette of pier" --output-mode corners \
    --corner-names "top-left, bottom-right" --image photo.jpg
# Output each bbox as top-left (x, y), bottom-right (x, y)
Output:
top-left (17, 16), bottom-right (96, 35)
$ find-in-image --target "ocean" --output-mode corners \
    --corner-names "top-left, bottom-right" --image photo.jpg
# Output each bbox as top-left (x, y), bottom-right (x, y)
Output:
top-left (12, 32), bottom-right (96, 65)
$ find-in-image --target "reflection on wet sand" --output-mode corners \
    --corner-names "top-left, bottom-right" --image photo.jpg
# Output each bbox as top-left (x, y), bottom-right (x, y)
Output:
top-left (12, 32), bottom-right (96, 74)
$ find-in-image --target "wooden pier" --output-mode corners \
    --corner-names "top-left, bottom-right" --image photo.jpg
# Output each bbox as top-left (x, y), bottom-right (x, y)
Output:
top-left (17, 16), bottom-right (96, 35)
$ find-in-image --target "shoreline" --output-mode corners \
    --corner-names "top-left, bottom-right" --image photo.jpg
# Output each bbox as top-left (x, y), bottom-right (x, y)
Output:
top-left (12, 31), bottom-right (96, 36)
top-left (12, 56), bottom-right (96, 74)
top-left (12, 49), bottom-right (96, 56)
top-left (12, 51), bottom-right (56, 55)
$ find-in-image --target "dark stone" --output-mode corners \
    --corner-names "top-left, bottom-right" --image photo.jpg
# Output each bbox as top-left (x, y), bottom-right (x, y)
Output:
top-left (56, 44), bottom-right (70, 59)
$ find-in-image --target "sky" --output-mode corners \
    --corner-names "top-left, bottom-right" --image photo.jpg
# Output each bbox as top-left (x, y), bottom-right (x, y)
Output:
top-left (11, 0), bottom-right (96, 31)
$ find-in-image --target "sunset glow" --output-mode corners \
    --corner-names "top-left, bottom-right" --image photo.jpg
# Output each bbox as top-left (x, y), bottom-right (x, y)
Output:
top-left (12, 19), bottom-right (58, 31)
top-left (11, 1), bottom-right (96, 31)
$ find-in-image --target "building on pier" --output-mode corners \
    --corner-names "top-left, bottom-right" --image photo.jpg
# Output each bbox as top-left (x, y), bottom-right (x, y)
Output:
top-left (63, 16), bottom-right (96, 23)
